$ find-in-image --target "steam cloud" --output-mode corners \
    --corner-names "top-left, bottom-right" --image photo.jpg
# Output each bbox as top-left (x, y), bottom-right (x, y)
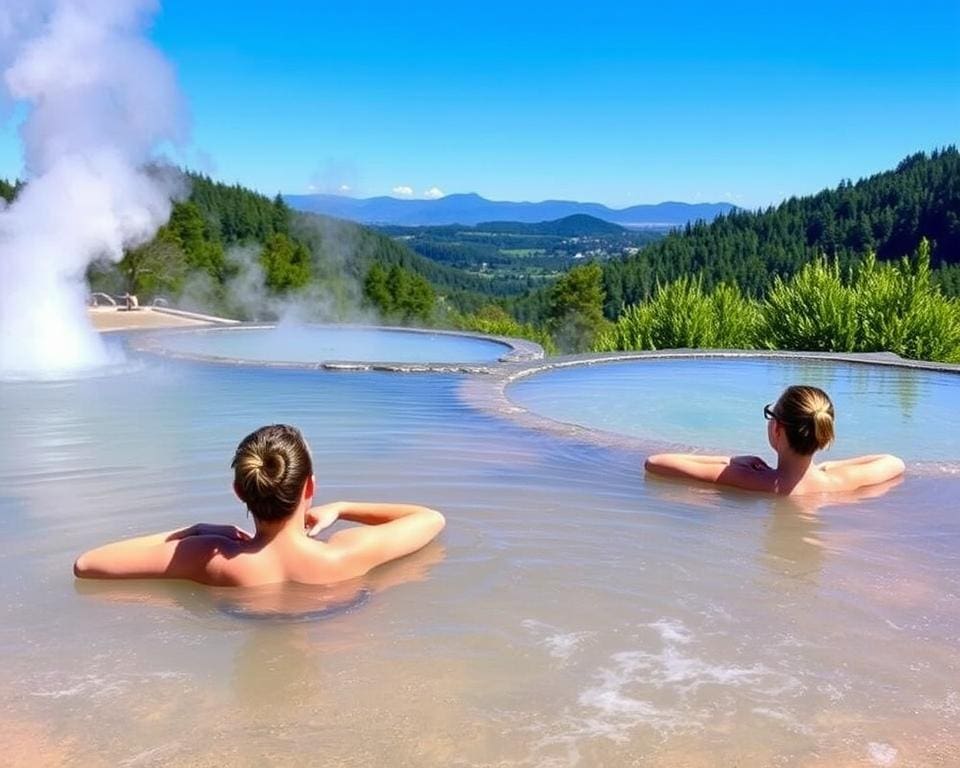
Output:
top-left (0, 0), bottom-right (185, 376)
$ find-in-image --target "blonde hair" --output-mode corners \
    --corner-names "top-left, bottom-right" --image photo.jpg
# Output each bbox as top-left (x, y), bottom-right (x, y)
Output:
top-left (232, 425), bottom-right (313, 521)
top-left (773, 385), bottom-right (835, 455)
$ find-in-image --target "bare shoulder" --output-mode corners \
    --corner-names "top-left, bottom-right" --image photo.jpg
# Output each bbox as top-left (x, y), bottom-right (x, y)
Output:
top-left (322, 525), bottom-right (380, 564)
top-left (716, 462), bottom-right (778, 492)
top-left (168, 535), bottom-right (249, 586)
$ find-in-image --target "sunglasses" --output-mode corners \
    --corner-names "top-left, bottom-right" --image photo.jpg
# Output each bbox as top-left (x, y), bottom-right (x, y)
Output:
top-left (763, 404), bottom-right (778, 421)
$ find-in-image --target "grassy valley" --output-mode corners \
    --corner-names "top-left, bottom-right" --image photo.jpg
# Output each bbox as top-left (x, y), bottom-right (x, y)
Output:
top-left (376, 214), bottom-right (666, 289)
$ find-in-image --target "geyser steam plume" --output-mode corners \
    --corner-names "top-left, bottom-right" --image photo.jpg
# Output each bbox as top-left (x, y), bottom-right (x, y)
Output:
top-left (0, 0), bottom-right (185, 376)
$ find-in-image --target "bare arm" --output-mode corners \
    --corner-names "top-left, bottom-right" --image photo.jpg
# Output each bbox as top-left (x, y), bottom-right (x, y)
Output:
top-left (73, 523), bottom-right (250, 581)
top-left (316, 502), bottom-right (446, 576)
top-left (645, 454), bottom-right (730, 480)
top-left (645, 453), bottom-right (773, 491)
top-left (819, 454), bottom-right (905, 489)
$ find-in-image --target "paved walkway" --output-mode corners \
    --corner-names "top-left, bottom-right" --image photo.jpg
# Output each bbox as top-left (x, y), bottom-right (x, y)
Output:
top-left (88, 307), bottom-right (230, 332)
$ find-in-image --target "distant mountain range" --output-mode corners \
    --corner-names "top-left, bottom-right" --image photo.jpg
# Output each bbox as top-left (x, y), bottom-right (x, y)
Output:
top-left (284, 191), bottom-right (736, 227)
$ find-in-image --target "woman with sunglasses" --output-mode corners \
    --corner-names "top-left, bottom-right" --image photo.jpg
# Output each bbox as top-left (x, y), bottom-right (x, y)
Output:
top-left (645, 385), bottom-right (905, 495)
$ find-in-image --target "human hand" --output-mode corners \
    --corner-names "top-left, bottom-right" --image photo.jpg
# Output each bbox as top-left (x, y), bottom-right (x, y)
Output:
top-left (731, 455), bottom-right (770, 471)
top-left (305, 503), bottom-right (343, 537)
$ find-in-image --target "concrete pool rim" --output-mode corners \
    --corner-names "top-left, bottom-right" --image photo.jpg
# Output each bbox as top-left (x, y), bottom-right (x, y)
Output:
top-left (461, 349), bottom-right (960, 470)
top-left (128, 322), bottom-right (545, 373)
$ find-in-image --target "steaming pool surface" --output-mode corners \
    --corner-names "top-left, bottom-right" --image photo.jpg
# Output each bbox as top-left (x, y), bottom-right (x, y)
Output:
top-left (1, 343), bottom-right (958, 765)
top-left (142, 325), bottom-right (514, 365)
top-left (508, 357), bottom-right (960, 463)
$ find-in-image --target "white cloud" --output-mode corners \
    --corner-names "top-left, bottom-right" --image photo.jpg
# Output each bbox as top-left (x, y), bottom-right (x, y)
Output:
top-left (423, 186), bottom-right (445, 199)
top-left (392, 185), bottom-right (413, 197)
top-left (308, 158), bottom-right (359, 195)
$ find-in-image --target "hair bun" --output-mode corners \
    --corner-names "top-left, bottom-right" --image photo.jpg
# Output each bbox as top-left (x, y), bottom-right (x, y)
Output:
top-left (232, 424), bottom-right (313, 522)
top-left (263, 451), bottom-right (286, 482)
top-left (776, 385), bottom-right (835, 454)
top-left (813, 404), bottom-right (833, 420)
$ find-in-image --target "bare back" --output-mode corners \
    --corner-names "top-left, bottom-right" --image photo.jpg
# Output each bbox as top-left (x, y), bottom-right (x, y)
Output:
top-left (175, 535), bottom-right (346, 587)
top-left (73, 503), bottom-right (446, 587)
top-left (645, 453), bottom-right (906, 496)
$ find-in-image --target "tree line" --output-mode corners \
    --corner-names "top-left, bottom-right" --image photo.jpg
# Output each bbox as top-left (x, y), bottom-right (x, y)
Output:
top-left (593, 146), bottom-right (960, 318)
top-left (71, 172), bottom-right (504, 321)
top-left (3, 147), bottom-right (956, 360)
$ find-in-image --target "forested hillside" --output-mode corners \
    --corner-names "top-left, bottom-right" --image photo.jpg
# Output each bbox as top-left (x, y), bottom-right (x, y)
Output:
top-left (3, 147), bottom-right (955, 358)
top-left (375, 215), bottom-right (663, 290)
top-left (601, 147), bottom-right (960, 315)
top-left (71, 173), bottom-right (507, 321)
top-left (469, 214), bottom-right (628, 236)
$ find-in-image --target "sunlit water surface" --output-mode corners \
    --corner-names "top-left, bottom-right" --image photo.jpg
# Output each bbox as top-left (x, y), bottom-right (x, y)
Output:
top-left (148, 325), bottom-right (512, 364)
top-left (1, 347), bottom-right (958, 767)
top-left (509, 358), bottom-right (960, 462)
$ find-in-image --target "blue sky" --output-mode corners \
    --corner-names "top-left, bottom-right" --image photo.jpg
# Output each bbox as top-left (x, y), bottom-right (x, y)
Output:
top-left (2, 0), bottom-right (958, 208)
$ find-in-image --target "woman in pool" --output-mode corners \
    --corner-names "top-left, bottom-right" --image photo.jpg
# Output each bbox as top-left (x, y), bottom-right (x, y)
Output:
top-left (644, 385), bottom-right (905, 495)
top-left (73, 424), bottom-right (445, 586)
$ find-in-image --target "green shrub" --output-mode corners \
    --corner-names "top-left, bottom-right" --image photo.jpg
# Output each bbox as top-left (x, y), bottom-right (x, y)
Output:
top-left (645, 275), bottom-right (715, 348)
top-left (595, 277), bottom-right (759, 351)
top-left (595, 241), bottom-right (960, 362)
top-left (595, 303), bottom-right (654, 351)
top-left (757, 240), bottom-right (960, 362)
top-left (759, 259), bottom-right (859, 352)
top-left (852, 241), bottom-right (960, 362)
top-left (454, 305), bottom-right (557, 354)
top-left (708, 283), bottom-right (762, 348)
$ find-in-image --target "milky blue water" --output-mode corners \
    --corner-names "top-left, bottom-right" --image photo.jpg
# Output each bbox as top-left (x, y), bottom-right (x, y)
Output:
top-left (509, 357), bottom-right (960, 462)
top-left (1, 344), bottom-right (957, 765)
top-left (146, 325), bottom-right (512, 364)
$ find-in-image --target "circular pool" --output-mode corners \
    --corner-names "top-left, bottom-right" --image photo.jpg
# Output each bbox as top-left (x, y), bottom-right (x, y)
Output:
top-left (3, 347), bottom-right (959, 764)
top-left (507, 354), bottom-right (960, 462)
top-left (134, 324), bottom-right (539, 368)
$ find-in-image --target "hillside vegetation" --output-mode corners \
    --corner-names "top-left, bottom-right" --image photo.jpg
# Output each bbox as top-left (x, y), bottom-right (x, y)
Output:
top-left (500, 148), bottom-right (960, 360)
top-left (601, 147), bottom-right (960, 315)
top-left (4, 147), bottom-right (956, 361)
top-left (75, 173), bottom-right (509, 322)
top-left (0, 178), bottom-right (21, 202)
top-left (597, 240), bottom-right (960, 363)
top-left (376, 215), bottom-right (664, 289)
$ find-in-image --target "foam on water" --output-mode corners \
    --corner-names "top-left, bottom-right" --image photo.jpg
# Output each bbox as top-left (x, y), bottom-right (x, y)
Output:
top-left (867, 742), bottom-right (898, 766)
top-left (522, 619), bottom-right (596, 661)
top-left (30, 670), bottom-right (193, 701)
top-left (519, 616), bottom-right (807, 761)
top-left (578, 619), bottom-right (801, 718)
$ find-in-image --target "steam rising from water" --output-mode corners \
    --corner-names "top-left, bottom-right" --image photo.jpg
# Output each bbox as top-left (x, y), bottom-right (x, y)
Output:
top-left (0, 0), bottom-right (185, 377)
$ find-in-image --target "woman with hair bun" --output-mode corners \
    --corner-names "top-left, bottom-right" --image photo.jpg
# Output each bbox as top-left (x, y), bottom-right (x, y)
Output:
top-left (73, 425), bottom-right (445, 586)
top-left (645, 385), bottom-right (905, 495)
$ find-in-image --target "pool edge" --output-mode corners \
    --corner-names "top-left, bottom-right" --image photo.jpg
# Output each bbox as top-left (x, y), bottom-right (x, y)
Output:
top-left (127, 322), bottom-right (544, 373)
top-left (460, 349), bottom-right (960, 472)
